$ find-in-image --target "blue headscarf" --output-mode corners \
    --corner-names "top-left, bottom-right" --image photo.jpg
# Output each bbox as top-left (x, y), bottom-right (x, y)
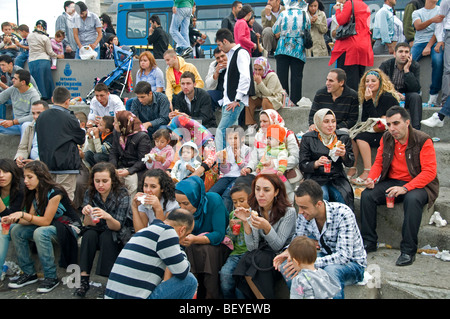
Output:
top-left (175, 176), bottom-right (208, 225)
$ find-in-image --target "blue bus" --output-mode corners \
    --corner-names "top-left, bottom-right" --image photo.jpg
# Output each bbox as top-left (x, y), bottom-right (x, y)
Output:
top-left (116, 0), bottom-right (411, 58)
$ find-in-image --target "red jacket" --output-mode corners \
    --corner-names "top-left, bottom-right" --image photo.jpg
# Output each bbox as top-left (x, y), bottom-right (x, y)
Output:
top-left (329, 0), bottom-right (374, 67)
top-left (234, 19), bottom-right (254, 55)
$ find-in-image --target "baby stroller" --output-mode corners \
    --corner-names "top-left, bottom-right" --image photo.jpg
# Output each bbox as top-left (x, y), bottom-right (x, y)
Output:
top-left (85, 45), bottom-right (136, 103)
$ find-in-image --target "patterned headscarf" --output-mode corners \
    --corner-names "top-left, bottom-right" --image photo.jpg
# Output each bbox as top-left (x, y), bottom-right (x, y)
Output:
top-left (254, 57), bottom-right (275, 79)
top-left (254, 109), bottom-right (286, 149)
top-left (115, 110), bottom-right (146, 150)
top-left (313, 108), bottom-right (338, 149)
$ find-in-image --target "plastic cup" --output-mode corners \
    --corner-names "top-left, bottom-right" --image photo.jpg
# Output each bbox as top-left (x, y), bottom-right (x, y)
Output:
top-left (386, 194), bottom-right (395, 208)
top-left (324, 160), bottom-right (332, 173)
top-left (1, 222), bottom-right (10, 235)
top-left (90, 207), bottom-right (100, 224)
top-left (232, 223), bottom-right (241, 236)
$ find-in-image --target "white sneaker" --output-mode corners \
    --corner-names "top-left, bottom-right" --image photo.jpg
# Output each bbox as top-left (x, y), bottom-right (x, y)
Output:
top-left (427, 94), bottom-right (438, 106)
top-left (421, 112), bottom-right (444, 128)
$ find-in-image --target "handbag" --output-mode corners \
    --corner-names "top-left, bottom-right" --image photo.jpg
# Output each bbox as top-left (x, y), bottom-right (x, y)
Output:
top-left (348, 118), bottom-right (387, 139)
top-left (335, 0), bottom-right (357, 40)
top-left (302, 11), bottom-right (313, 49)
top-left (284, 167), bottom-right (303, 184)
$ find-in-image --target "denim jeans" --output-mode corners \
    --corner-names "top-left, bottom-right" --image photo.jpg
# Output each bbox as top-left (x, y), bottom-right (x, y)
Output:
top-left (14, 51), bottom-right (29, 68)
top-left (0, 223), bottom-right (16, 270)
top-left (11, 224), bottom-right (58, 279)
top-left (0, 121), bottom-right (29, 136)
top-left (216, 101), bottom-right (244, 151)
top-left (279, 253), bottom-right (365, 299)
top-left (321, 183), bottom-right (345, 205)
top-left (148, 272), bottom-right (197, 299)
top-left (169, 7), bottom-right (192, 50)
top-left (219, 254), bottom-right (245, 299)
top-left (411, 42), bottom-right (444, 95)
top-left (208, 176), bottom-right (236, 212)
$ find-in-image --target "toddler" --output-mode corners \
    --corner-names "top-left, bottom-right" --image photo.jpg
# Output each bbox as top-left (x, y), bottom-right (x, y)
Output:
top-left (256, 124), bottom-right (288, 181)
top-left (171, 141), bottom-right (201, 182)
top-left (288, 236), bottom-right (341, 299)
top-left (144, 128), bottom-right (175, 171)
top-left (14, 24), bottom-right (30, 68)
top-left (50, 30), bottom-right (65, 70)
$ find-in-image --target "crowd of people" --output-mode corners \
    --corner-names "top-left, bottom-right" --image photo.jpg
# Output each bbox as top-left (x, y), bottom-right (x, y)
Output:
top-left (0, 0), bottom-right (447, 300)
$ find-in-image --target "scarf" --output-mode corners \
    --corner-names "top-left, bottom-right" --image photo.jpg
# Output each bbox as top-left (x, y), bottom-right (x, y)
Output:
top-left (254, 109), bottom-right (286, 149)
top-left (313, 108), bottom-right (338, 149)
top-left (254, 57), bottom-right (275, 78)
top-left (115, 110), bottom-right (146, 150)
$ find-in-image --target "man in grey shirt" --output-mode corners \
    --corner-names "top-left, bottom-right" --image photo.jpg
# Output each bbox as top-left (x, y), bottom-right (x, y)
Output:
top-left (72, 1), bottom-right (102, 59)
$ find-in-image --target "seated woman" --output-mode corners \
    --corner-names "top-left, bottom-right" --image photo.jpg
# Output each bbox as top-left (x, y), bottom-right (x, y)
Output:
top-left (4, 161), bottom-right (81, 293)
top-left (233, 173), bottom-right (296, 299)
top-left (132, 169), bottom-right (179, 232)
top-left (347, 69), bottom-right (399, 185)
top-left (240, 109), bottom-right (300, 201)
top-left (109, 110), bottom-right (152, 198)
top-left (246, 57), bottom-right (284, 130)
top-left (0, 159), bottom-right (24, 278)
top-left (299, 108), bottom-right (355, 210)
top-left (175, 175), bottom-right (229, 299)
top-left (135, 51), bottom-right (165, 93)
top-left (75, 162), bottom-right (132, 297)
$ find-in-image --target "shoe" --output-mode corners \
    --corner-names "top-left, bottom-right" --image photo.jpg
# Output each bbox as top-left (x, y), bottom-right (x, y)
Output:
top-left (395, 253), bottom-right (416, 266)
top-left (421, 112), bottom-right (444, 128)
top-left (8, 273), bottom-right (38, 289)
top-left (180, 47), bottom-right (193, 58)
top-left (364, 243), bottom-right (378, 253)
top-left (427, 93), bottom-right (438, 107)
top-left (346, 167), bottom-right (357, 180)
top-left (74, 276), bottom-right (90, 297)
top-left (36, 277), bottom-right (59, 293)
top-left (51, 65), bottom-right (57, 70)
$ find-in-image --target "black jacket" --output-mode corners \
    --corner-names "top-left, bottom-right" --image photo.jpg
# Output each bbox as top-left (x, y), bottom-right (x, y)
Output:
top-left (35, 106), bottom-right (85, 172)
top-left (379, 58), bottom-right (421, 93)
top-left (172, 88), bottom-right (217, 128)
top-left (147, 26), bottom-right (169, 59)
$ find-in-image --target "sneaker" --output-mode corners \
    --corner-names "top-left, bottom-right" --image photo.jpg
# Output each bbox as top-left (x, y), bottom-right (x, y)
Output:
top-left (181, 47), bottom-right (193, 58)
top-left (427, 94), bottom-right (438, 106)
top-left (51, 65), bottom-right (57, 70)
top-left (8, 273), bottom-right (38, 289)
top-left (36, 277), bottom-right (59, 293)
top-left (421, 112), bottom-right (444, 128)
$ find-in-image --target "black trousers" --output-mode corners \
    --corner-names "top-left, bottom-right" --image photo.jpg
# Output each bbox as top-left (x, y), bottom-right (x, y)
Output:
top-left (360, 179), bottom-right (428, 255)
top-left (336, 53), bottom-right (365, 92)
top-left (275, 54), bottom-right (305, 105)
top-left (405, 92), bottom-right (423, 129)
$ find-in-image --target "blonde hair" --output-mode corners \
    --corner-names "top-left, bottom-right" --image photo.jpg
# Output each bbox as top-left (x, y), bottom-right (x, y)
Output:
top-left (358, 68), bottom-right (399, 106)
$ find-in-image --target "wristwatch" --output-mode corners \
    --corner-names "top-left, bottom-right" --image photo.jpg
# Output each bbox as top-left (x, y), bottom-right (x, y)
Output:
top-left (235, 99), bottom-right (241, 104)
top-left (402, 186), bottom-right (408, 192)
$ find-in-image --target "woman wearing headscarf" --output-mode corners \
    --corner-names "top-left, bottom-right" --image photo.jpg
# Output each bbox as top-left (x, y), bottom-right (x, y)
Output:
top-left (109, 110), bottom-right (152, 198)
top-left (299, 108), bottom-right (355, 210)
top-left (272, 0), bottom-right (310, 105)
top-left (27, 20), bottom-right (63, 100)
top-left (240, 109), bottom-right (300, 201)
top-left (175, 175), bottom-right (230, 299)
top-left (246, 57), bottom-right (284, 129)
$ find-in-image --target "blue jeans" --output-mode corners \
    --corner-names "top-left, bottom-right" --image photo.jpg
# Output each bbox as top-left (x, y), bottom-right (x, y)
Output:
top-left (14, 51), bottom-right (29, 68)
top-left (208, 176), bottom-right (236, 212)
top-left (411, 42), bottom-right (444, 95)
top-left (220, 254), bottom-right (245, 299)
top-left (216, 101), bottom-right (245, 151)
top-left (11, 224), bottom-right (58, 279)
top-left (279, 253), bottom-right (365, 299)
top-left (208, 89), bottom-right (223, 113)
top-left (321, 183), bottom-right (345, 205)
top-left (0, 223), bottom-right (16, 270)
top-left (169, 7), bottom-right (192, 50)
top-left (0, 122), bottom-right (28, 136)
top-left (148, 272), bottom-right (197, 299)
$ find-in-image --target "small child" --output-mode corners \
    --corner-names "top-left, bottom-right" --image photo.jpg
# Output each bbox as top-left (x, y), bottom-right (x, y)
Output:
top-left (14, 24), bottom-right (29, 68)
top-left (50, 30), bottom-right (65, 70)
top-left (83, 115), bottom-right (114, 168)
top-left (219, 183), bottom-right (251, 299)
top-left (170, 141), bottom-right (201, 182)
top-left (210, 125), bottom-right (250, 212)
top-left (144, 128), bottom-right (175, 171)
top-left (256, 124), bottom-right (288, 181)
top-left (0, 22), bottom-right (19, 58)
top-left (288, 236), bottom-right (341, 299)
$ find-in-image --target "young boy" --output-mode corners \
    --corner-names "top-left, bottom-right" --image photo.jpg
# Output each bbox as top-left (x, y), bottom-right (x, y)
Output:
top-left (256, 124), bottom-right (288, 181)
top-left (219, 183), bottom-right (251, 299)
top-left (171, 141), bottom-right (201, 182)
top-left (0, 22), bottom-right (19, 58)
top-left (14, 24), bottom-right (29, 68)
top-left (288, 236), bottom-right (341, 299)
top-left (209, 125), bottom-right (250, 212)
top-left (83, 115), bottom-right (114, 168)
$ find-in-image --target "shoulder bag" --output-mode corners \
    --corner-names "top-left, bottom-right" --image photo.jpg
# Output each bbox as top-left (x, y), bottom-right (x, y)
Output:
top-left (335, 0), bottom-right (357, 40)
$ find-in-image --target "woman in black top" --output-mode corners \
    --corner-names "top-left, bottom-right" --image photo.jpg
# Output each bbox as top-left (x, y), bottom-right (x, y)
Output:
top-left (348, 69), bottom-right (399, 185)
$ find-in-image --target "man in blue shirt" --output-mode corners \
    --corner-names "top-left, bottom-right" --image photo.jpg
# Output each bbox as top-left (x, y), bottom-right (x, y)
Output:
top-left (373, 0), bottom-right (397, 55)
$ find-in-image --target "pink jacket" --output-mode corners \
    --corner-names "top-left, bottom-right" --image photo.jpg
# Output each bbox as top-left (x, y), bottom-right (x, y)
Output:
top-left (234, 19), bottom-right (254, 55)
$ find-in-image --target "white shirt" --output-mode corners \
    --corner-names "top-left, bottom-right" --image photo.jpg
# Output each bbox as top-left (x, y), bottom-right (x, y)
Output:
top-left (88, 94), bottom-right (125, 121)
top-left (222, 44), bottom-right (251, 106)
top-left (435, 0), bottom-right (450, 42)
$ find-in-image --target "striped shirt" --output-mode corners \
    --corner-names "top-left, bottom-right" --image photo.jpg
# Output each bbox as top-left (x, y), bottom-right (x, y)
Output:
top-left (104, 219), bottom-right (190, 299)
top-left (294, 201), bottom-right (367, 269)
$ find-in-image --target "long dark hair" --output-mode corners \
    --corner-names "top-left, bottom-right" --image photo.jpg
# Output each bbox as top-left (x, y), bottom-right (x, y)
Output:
top-left (88, 162), bottom-right (123, 202)
top-left (22, 161), bottom-right (69, 215)
top-left (141, 169), bottom-right (176, 211)
top-left (0, 158), bottom-right (23, 203)
top-left (248, 174), bottom-right (292, 225)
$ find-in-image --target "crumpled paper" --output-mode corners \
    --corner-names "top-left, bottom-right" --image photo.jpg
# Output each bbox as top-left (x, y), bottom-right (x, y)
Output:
top-left (429, 211), bottom-right (447, 227)
top-left (142, 153), bottom-right (156, 163)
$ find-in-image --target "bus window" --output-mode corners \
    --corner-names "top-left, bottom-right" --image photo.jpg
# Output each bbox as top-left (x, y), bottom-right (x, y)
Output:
top-left (127, 11), bottom-right (148, 38)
